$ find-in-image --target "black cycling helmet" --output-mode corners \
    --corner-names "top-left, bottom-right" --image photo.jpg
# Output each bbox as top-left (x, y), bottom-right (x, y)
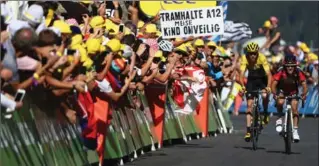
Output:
top-left (283, 55), bottom-right (297, 66)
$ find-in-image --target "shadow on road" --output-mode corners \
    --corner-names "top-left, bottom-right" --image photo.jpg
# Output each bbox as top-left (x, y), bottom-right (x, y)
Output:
top-left (127, 152), bottom-right (168, 164)
top-left (174, 143), bottom-right (213, 149)
top-left (143, 152), bottom-right (168, 157)
top-left (266, 150), bottom-right (301, 155)
top-left (234, 145), bottom-right (266, 151)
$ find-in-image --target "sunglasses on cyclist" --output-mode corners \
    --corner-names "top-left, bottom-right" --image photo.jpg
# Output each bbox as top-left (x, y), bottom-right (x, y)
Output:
top-left (247, 52), bottom-right (258, 56)
top-left (285, 65), bottom-right (296, 68)
top-left (196, 45), bottom-right (204, 49)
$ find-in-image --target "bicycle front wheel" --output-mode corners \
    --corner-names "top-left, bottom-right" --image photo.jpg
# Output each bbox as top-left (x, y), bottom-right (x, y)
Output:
top-left (252, 104), bottom-right (259, 151)
top-left (284, 109), bottom-right (292, 154)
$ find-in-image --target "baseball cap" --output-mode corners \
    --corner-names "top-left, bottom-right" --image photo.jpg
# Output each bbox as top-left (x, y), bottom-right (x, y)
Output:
top-left (174, 44), bottom-right (188, 55)
top-left (194, 39), bottom-right (204, 47)
top-left (263, 20), bottom-right (271, 28)
top-left (70, 34), bottom-right (83, 48)
top-left (299, 42), bottom-right (308, 49)
top-left (145, 24), bottom-right (157, 33)
top-left (81, 0), bottom-right (94, 4)
top-left (308, 53), bottom-right (318, 61)
top-left (302, 47), bottom-right (310, 53)
top-left (106, 39), bottom-right (123, 52)
top-left (53, 20), bottom-right (72, 34)
top-left (90, 16), bottom-right (105, 29)
top-left (137, 20), bottom-right (145, 29)
top-left (207, 41), bottom-right (217, 47)
top-left (23, 4), bottom-right (44, 25)
top-left (86, 38), bottom-right (103, 54)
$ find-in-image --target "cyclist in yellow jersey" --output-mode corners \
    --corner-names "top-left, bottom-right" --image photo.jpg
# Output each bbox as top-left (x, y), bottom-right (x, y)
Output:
top-left (239, 42), bottom-right (272, 142)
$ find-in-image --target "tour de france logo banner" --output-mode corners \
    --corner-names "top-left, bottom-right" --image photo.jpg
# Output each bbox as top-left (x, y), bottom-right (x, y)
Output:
top-left (159, 6), bottom-right (224, 39)
top-left (139, 1), bottom-right (217, 17)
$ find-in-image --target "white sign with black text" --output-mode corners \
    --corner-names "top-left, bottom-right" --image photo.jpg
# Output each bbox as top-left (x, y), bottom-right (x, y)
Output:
top-left (160, 6), bottom-right (224, 39)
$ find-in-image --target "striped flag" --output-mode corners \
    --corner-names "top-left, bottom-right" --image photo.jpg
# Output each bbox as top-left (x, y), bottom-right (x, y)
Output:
top-left (220, 1), bottom-right (228, 19)
top-left (219, 21), bottom-right (252, 42)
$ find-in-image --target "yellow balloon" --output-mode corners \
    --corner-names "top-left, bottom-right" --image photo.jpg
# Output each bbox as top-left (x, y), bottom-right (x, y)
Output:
top-left (139, 1), bottom-right (162, 18)
top-left (160, 1), bottom-right (217, 10)
top-left (139, 0), bottom-right (217, 18)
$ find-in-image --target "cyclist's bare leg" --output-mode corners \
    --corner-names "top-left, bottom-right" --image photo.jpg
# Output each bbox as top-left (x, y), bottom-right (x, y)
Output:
top-left (291, 99), bottom-right (300, 141)
top-left (262, 94), bottom-right (269, 114)
top-left (261, 91), bottom-right (270, 124)
top-left (276, 99), bottom-right (285, 117)
top-left (274, 98), bottom-right (285, 132)
top-left (291, 99), bottom-right (299, 128)
top-left (246, 99), bottom-right (254, 131)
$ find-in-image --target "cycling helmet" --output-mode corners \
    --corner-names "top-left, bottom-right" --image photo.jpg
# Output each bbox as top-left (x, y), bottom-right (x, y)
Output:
top-left (283, 55), bottom-right (297, 66)
top-left (245, 42), bottom-right (259, 53)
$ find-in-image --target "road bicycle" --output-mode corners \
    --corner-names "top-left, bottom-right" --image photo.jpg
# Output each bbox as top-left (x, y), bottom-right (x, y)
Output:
top-left (247, 90), bottom-right (265, 151)
top-left (278, 95), bottom-right (304, 154)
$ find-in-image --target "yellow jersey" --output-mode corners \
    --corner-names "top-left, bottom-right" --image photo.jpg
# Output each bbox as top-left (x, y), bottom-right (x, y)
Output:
top-left (240, 53), bottom-right (271, 75)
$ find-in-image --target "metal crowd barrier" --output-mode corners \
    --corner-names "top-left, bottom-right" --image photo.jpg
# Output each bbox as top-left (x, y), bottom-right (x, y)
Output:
top-left (0, 85), bottom-right (233, 166)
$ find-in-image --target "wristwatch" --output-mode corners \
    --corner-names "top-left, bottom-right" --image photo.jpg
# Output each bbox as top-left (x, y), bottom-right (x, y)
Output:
top-left (72, 84), bottom-right (76, 93)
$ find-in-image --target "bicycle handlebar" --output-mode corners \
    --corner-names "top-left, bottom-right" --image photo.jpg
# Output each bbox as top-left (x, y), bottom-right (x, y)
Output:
top-left (278, 95), bottom-right (305, 108)
top-left (245, 90), bottom-right (267, 94)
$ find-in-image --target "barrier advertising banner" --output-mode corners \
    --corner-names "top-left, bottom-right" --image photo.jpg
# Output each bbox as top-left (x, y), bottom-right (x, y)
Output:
top-left (160, 6), bottom-right (224, 39)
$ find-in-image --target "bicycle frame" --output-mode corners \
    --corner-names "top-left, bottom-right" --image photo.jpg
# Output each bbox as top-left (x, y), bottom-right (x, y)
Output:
top-left (280, 95), bottom-right (303, 154)
top-left (249, 90), bottom-right (264, 150)
top-left (250, 91), bottom-right (263, 126)
top-left (253, 94), bottom-right (262, 115)
top-left (281, 96), bottom-right (303, 135)
top-left (283, 103), bottom-right (294, 135)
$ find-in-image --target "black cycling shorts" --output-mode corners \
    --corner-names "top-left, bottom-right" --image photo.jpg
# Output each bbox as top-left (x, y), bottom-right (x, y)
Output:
top-left (246, 77), bottom-right (267, 99)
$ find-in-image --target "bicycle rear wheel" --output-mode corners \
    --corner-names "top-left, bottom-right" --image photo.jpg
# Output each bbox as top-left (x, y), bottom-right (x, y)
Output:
top-left (284, 110), bottom-right (292, 154)
top-left (251, 103), bottom-right (259, 151)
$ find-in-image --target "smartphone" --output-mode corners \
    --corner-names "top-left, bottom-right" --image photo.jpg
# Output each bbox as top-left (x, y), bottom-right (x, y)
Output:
top-left (119, 24), bottom-right (125, 33)
top-left (6, 89), bottom-right (25, 114)
top-left (134, 66), bottom-right (142, 76)
top-left (15, 89), bottom-right (25, 101)
top-left (89, 28), bottom-right (94, 34)
top-left (64, 49), bottom-right (77, 55)
top-left (41, 57), bottom-right (48, 65)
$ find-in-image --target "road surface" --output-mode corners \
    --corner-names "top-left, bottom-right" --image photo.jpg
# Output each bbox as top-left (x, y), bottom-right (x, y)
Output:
top-left (128, 115), bottom-right (318, 166)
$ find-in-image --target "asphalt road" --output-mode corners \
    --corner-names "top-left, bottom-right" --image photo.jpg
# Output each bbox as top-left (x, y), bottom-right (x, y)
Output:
top-left (127, 115), bottom-right (318, 166)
